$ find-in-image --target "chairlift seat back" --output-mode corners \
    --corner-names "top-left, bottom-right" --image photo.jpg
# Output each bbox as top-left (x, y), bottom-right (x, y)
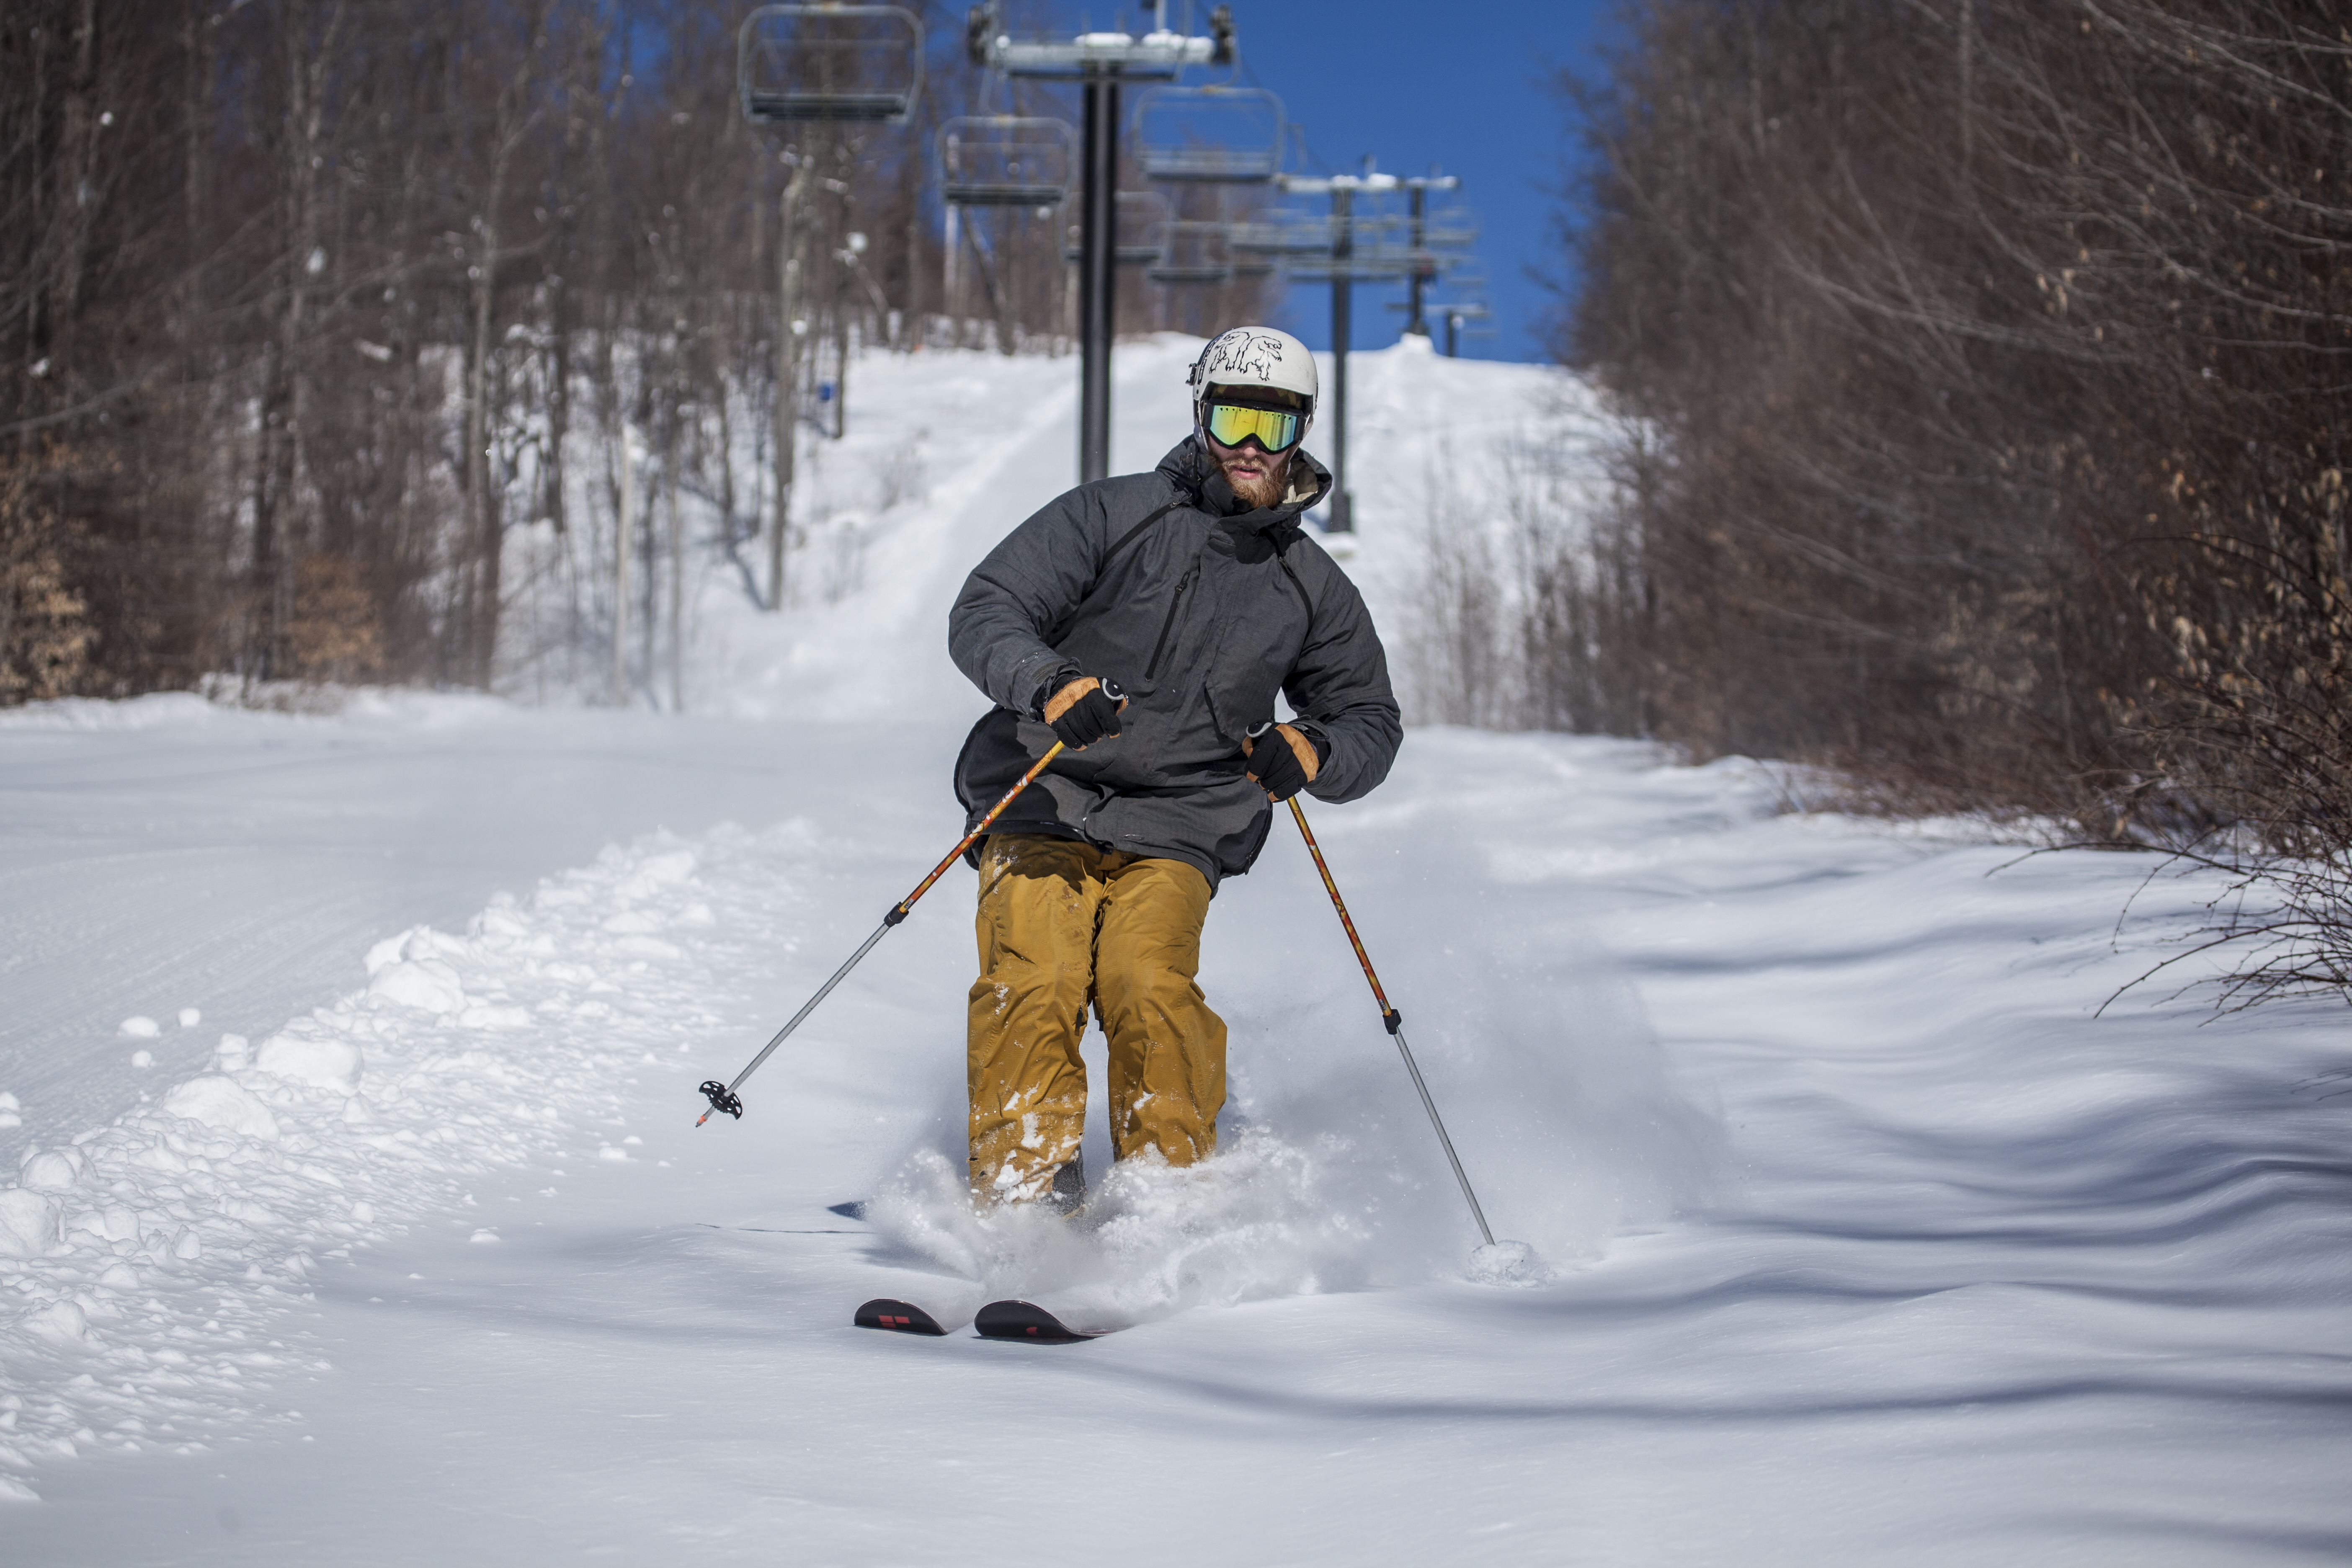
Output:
top-left (1133, 85), bottom-right (1286, 185)
top-left (940, 116), bottom-right (1079, 206)
top-left (738, 4), bottom-right (924, 126)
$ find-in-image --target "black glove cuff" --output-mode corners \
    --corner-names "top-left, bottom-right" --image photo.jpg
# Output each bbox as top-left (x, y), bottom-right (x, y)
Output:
top-left (1030, 666), bottom-right (1084, 722)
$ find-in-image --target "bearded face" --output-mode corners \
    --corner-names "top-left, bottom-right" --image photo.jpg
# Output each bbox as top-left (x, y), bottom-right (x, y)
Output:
top-left (1213, 440), bottom-right (1290, 510)
top-left (1200, 385), bottom-right (1304, 510)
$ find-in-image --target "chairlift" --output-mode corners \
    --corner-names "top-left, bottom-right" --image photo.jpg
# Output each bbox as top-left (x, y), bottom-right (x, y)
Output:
top-left (1226, 209), bottom-right (1330, 257)
top-left (738, 4), bottom-right (924, 125)
top-left (1387, 293), bottom-right (1489, 321)
top-left (1063, 190), bottom-right (1172, 267)
top-left (1132, 85), bottom-right (1286, 184)
top-left (1421, 205), bottom-right (1480, 250)
top-left (938, 116), bottom-right (1078, 207)
top-left (1394, 296), bottom-right (1494, 353)
top-left (1284, 247), bottom-right (1416, 284)
top-left (1146, 221), bottom-right (1234, 286)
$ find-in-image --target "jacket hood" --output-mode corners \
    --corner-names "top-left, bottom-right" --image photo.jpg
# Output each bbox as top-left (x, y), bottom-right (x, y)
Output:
top-left (1157, 438), bottom-right (1333, 528)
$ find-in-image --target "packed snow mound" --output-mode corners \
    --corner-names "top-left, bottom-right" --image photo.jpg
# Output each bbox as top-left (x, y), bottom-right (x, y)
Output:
top-left (0, 1189), bottom-right (62, 1259)
top-left (158, 1075), bottom-right (282, 1141)
top-left (0, 823), bottom-right (789, 1491)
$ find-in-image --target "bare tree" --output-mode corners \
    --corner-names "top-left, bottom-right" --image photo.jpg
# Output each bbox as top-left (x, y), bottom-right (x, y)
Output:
top-left (1561, 0), bottom-right (2352, 999)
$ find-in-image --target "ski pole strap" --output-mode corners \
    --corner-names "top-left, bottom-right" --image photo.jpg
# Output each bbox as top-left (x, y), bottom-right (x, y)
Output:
top-left (1287, 797), bottom-right (1399, 1023)
top-left (895, 739), bottom-right (1067, 918)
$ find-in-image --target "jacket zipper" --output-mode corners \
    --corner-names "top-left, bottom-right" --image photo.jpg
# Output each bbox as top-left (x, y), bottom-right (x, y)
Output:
top-left (1143, 572), bottom-right (1193, 681)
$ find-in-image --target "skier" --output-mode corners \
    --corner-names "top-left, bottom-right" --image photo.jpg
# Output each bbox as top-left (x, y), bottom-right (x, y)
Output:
top-left (948, 325), bottom-right (1403, 1209)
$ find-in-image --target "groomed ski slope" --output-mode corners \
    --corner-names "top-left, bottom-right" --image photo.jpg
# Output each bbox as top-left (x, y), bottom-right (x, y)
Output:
top-left (3, 338), bottom-right (2348, 1564)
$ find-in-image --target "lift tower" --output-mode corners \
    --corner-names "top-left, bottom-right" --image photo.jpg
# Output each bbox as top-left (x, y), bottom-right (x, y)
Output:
top-left (1277, 167), bottom-right (1400, 533)
top-left (970, 3), bottom-right (1233, 482)
top-left (1397, 173), bottom-right (1462, 340)
top-left (1275, 168), bottom-right (1471, 531)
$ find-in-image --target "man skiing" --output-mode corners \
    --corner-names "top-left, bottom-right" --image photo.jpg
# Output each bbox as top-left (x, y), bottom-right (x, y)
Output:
top-left (947, 325), bottom-right (1403, 1209)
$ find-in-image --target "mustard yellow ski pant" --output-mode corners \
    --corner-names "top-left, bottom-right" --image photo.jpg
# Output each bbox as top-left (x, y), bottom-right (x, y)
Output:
top-left (967, 833), bottom-right (1225, 1203)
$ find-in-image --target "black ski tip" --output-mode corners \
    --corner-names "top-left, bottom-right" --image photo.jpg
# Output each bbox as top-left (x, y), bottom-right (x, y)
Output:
top-left (827, 1201), bottom-right (869, 1221)
top-left (974, 1299), bottom-right (1104, 1343)
top-left (854, 1298), bottom-right (947, 1336)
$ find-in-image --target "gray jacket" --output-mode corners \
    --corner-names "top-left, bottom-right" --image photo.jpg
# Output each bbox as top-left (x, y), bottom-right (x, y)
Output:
top-left (948, 438), bottom-right (1403, 890)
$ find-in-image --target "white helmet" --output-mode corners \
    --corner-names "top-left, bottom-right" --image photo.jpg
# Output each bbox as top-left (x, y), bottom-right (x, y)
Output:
top-left (1188, 326), bottom-right (1318, 426)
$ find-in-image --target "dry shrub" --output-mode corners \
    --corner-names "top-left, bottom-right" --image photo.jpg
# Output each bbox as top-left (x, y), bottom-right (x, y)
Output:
top-left (1400, 417), bottom-right (1655, 737)
top-left (287, 555), bottom-right (389, 684)
top-left (0, 462), bottom-right (94, 704)
top-left (1402, 502), bottom-right (1510, 728)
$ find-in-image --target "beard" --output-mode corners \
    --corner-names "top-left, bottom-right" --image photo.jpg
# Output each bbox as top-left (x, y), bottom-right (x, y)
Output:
top-left (1218, 449), bottom-right (1289, 510)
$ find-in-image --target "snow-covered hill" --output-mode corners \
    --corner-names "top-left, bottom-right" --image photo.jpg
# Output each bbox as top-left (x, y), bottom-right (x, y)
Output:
top-left (1, 339), bottom-right (2346, 1563)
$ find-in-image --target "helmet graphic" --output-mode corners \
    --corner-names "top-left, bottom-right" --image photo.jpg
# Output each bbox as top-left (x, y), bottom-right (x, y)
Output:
top-left (1188, 327), bottom-right (1318, 429)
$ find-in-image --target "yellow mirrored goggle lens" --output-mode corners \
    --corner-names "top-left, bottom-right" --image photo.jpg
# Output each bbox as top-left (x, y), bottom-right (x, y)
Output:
top-left (1204, 402), bottom-right (1302, 452)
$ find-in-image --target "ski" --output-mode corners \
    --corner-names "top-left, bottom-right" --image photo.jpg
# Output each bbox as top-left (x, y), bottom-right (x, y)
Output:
top-left (853, 1298), bottom-right (946, 1336)
top-left (973, 1299), bottom-right (1111, 1343)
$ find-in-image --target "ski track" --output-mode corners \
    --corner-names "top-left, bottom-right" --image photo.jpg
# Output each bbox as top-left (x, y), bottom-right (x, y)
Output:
top-left (1, 341), bottom-right (2347, 1560)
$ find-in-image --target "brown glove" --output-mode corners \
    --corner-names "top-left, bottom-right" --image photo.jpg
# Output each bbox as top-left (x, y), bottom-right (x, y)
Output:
top-left (1242, 722), bottom-right (1320, 802)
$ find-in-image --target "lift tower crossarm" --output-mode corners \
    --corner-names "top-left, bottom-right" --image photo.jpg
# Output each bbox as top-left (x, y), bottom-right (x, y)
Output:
top-left (980, 32), bottom-right (1217, 77)
top-left (1275, 173), bottom-right (1398, 196)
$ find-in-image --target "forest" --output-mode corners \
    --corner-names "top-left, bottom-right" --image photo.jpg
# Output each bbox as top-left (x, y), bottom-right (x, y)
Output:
top-left (0, 0), bottom-right (1271, 701)
top-left (6, 0), bottom-right (2345, 994)
top-left (1549, 0), bottom-right (2350, 1000)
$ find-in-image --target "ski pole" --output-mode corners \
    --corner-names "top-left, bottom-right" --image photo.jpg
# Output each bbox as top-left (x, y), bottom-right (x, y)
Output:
top-left (696, 737), bottom-right (1068, 1126)
top-left (1286, 796), bottom-right (1496, 1247)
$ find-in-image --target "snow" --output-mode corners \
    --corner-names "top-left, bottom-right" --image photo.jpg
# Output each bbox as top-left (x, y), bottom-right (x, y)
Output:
top-left (1, 338), bottom-right (2347, 1562)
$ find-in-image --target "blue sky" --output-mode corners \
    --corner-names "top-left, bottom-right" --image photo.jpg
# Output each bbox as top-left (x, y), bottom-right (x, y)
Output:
top-left (1024, 0), bottom-right (1623, 361)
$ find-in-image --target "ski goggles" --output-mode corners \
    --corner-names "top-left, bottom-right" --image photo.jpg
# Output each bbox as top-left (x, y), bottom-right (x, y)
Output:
top-left (1202, 399), bottom-right (1305, 454)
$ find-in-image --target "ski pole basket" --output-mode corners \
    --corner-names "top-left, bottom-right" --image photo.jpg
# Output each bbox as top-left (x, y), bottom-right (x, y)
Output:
top-left (738, 4), bottom-right (925, 125)
top-left (939, 116), bottom-right (1079, 207)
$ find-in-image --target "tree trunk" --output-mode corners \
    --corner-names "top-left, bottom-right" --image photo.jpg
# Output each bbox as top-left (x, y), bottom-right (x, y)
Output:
top-left (54, 0), bottom-right (99, 389)
top-left (464, 49), bottom-right (539, 689)
top-left (666, 415), bottom-right (683, 712)
top-left (771, 158), bottom-right (810, 611)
